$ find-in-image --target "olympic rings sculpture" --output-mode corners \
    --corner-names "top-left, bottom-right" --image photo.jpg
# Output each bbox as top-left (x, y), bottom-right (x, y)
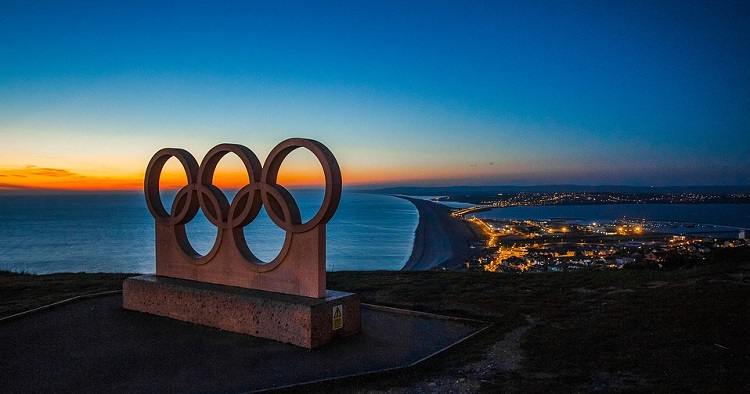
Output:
top-left (144, 138), bottom-right (341, 272)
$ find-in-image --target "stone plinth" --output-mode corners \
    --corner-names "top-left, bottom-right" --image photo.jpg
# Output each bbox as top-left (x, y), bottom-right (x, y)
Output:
top-left (123, 275), bottom-right (360, 348)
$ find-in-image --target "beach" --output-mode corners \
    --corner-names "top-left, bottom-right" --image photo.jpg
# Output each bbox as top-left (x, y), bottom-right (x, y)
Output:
top-left (397, 196), bottom-right (483, 270)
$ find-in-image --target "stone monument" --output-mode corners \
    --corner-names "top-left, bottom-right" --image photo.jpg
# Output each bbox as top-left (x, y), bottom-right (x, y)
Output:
top-left (123, 138), bottom-right (361, 348)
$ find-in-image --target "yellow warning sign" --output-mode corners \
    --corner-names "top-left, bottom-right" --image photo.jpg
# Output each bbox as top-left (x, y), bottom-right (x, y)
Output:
top-left (332, 305), bottom-right (343, 330)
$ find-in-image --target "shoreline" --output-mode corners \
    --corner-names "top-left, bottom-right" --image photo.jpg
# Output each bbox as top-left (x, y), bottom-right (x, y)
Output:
top-left (395, 196), bottom-right (483, 270)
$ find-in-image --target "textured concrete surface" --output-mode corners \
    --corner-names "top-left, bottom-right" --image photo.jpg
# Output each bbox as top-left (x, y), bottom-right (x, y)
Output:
top-left (144, 139), bottom-right (342, 298)
top-left (123, 275), bottom-right (360, 348)
top-left (0, 294), bottom-right (484, 393)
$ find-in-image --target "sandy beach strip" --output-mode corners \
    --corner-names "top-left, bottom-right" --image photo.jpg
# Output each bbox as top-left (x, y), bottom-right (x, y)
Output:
top-left (396, 196), bottom-right (483, 270)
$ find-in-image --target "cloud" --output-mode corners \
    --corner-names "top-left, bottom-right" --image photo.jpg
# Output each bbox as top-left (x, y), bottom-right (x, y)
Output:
top-left (0, 182), bottom-right (48, 192)
top-left (0, 165), bottom-right (90, 190)
top-left (22, 165), bottom-right (84, 178)
top-left (0, 165), bottom-right (86, 180)
top-left (0, 164), bottom-right (142, 191)
top-left (0, 182), bottom-right (23, 189)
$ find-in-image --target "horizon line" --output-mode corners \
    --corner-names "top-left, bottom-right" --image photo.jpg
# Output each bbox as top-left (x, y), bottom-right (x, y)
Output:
top-left (3, 183), bottom-right (750, 196)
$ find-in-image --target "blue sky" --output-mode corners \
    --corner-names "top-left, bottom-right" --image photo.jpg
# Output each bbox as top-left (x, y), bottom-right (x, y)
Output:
top-left (1, 0), bottom-right (748, 189)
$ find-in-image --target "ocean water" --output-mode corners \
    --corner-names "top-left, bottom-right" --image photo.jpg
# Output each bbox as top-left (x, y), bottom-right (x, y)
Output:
top-left (469, 204), bottom-right (750, 236)
top-left (4, 193), bottom-right (748, 275)
top-left (0, 191), bottom-right (418, 274)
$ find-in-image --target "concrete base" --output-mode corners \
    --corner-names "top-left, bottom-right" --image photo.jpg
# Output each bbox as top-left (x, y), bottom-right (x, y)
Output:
top-left (123, 275), bottom-right (360, 348)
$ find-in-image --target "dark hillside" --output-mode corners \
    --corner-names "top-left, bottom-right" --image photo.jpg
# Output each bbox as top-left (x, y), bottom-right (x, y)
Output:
top-left (2, 260), bottom-right (749, 393)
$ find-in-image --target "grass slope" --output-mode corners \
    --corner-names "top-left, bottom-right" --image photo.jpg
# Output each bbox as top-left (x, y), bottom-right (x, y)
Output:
top-left (2, 261), bottom-right (749, 393)
top-left (324, 262), bottom-right (750, 393)
top-left (0, 271), bottom-right (132, 317)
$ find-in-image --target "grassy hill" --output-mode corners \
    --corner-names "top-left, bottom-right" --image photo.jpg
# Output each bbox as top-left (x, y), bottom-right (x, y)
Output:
top-left (2, 257), bottom-right (749, 393)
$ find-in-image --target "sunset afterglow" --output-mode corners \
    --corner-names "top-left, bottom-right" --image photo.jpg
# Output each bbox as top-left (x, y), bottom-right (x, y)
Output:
top-left (0, 165), bottom-right (142, 191)
top-left (1, 1), bottom-right (749, 191)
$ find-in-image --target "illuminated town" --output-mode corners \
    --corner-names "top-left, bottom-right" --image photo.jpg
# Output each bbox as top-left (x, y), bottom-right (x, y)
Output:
top-left (439, 191), bottom-right (750, 207)
top-left (446, 193), bottom-right (750, 273)
top-left (461, 217), bottom-right (748, 273)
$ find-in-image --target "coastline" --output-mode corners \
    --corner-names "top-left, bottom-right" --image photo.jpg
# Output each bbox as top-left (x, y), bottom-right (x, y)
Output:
top-left (395, 196), bottom-right (483, 270)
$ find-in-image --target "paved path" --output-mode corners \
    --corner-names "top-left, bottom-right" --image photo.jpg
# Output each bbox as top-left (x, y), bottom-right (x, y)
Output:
top-left (0, 294), bottom-right (483, 393)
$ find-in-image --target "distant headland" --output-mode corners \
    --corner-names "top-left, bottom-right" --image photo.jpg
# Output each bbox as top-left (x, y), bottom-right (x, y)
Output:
top-left (365, 184), bottom-right (750, 196)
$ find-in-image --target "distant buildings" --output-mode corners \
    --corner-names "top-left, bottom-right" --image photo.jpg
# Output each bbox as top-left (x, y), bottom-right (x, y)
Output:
top-left (462, 217), bottom-right (750, 273)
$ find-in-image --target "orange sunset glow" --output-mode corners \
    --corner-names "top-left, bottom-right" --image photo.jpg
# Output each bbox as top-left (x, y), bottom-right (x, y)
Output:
top-left (157, 170), bottom-right (328, 190)
top-left (154, 151), bottom-right (330, 190)
top-left (0, 165), bottom-right (142, 191)
top-left (2, 2), bottom-right (750, 193)
top-left (0, 168), bottom-right (335, 192)
top-left (0, 161), bottom-right (531, 192)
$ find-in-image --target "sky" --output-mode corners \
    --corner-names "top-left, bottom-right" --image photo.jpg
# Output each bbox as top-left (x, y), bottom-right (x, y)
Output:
top-left (1, 0), bottom-right (749, 191)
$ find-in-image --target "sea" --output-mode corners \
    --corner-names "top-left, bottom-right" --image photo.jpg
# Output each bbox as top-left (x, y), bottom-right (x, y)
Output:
top-left (0, 190), bottom-right (418, 274)
top-left (2, 191), bottom-right (749, 274)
